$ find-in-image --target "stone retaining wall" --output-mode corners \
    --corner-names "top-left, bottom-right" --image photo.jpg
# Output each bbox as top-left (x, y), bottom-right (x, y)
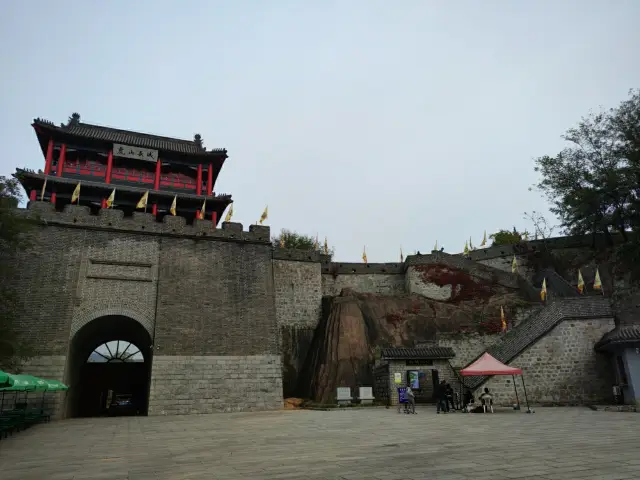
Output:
top-left (148, 355), bottom-right (283, 415)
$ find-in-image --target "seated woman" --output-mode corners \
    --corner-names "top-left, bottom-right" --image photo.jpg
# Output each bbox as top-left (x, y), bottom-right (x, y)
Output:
top-left (463, 388), bottom-right (475, 413)
top-left (479, 387), bottom-right (494, 413)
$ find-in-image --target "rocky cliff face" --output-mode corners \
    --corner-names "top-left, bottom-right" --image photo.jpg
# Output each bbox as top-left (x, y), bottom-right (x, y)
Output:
top-left (298, 265), bottom-right (532, 403)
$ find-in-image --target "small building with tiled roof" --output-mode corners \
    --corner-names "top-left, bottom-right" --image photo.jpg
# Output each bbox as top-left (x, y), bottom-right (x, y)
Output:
top-left (374, 345), bottom-right (457, 406)
top-left (595, 323), bottom-right (640, 406)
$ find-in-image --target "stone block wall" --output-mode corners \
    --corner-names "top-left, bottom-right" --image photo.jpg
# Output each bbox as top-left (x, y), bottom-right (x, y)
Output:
top-left (476, 317), bottom-right (615, 406)
top-left (148, 355), bottom-right (283, 415)
top-left (322, 274), bottom-right (405, 296)
top-left (438, 334), bottom-right (499, 368)
top-left (273, 259), bottom-right (322, 329)
top-left (373, 363), bottom-right (390, 405)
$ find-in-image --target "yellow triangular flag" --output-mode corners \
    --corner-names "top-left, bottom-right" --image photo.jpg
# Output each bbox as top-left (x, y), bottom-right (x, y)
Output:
top-left (434, 240), bottom-right (439, 251)
top-left (106, 189), bottom-right (115, 208)
top-left (511, 255), bottom-right (518, 273)
top-left (259, 206), bottom-right (268, 225)
top-left (362, 246), bottom-right (368, 264)
top-left (313, 234), bottom-right (319, 250)
top-left (40, 179), bottom-right (48, 201)
top-left (541, 278), bottom-right (547, 301)
top-left (463, 241), bottom-right (469, 255)
top-left (324, 237), bottom-right (329, 255)
top-left (136, 191), bottom-right (149, 210)
top-left (71, 182), bottom-right (81, 204)
top-left (577, 270), bottom-right (585, 294)
top-left (400, 246), bottom-right (404, 263)
top-left (279, 236), bottom-right (285, 248)
top-left (480, 230), bottom-right (487, 247)
top-left (169, 196), bottom-right (177, 216)
top-left (224, 203), bottom-right (233, 222)
top-left (199, 200), bottom-right (206, 220)
top-left (501, 306), bottom-right (507, 332)
top-left (593, 268), bottom-right (602, 292)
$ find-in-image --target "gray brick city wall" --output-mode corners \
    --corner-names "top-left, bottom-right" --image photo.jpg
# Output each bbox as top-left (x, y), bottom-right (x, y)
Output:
top-left (477, 317), bottom-right (614, 406)
top-left (69, 231), bottom-right (160, 339)
top-left (438, 334), bottom-right (499, 369)
top-left (273, 259), bottom-right (322, 329)
top-left (153, 238), bottom-right (277, 357)
top-left (322, 273), bottom-right (406, 296)
top-left (148, 355), bottom-right (283, 415)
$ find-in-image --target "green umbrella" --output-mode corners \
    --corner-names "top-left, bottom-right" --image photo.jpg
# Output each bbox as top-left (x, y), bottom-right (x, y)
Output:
top-left (0, 370), bottom-right (9, 388)
top-left (42, 379), bottom-right (68, 391)
top-left (6, 374), bottom-right (46, 391)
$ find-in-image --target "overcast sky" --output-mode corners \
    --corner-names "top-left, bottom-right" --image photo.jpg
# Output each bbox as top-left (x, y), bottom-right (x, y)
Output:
top-left (1, 1), bottom-right (638, 262)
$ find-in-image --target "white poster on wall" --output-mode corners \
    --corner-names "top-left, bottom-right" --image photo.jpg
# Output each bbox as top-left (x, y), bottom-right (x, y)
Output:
top-left (394, 372), bottom-right (402, 384)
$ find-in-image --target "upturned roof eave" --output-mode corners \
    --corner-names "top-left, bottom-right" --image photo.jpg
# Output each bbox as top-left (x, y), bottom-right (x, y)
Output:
top-left (31, 120), bottom-right (228, 160)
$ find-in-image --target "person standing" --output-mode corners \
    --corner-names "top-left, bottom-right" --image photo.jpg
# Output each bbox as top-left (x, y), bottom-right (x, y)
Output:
top-left (445, 383), bottom-right (455, 411)
top-left (406, 385), bottom-right (416, 414)
top-left (436, 380), bottom-right (448, 414)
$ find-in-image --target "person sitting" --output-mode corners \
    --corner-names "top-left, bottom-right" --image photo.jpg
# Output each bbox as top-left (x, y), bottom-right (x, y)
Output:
top-left (479, 387), bottom-right (494, 413)
top-left (463, 388), bottom-right (475, 413)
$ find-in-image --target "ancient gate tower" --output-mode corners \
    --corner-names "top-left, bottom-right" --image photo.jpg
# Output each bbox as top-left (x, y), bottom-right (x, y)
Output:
top-left (13, 114), bottom-right (283, 418)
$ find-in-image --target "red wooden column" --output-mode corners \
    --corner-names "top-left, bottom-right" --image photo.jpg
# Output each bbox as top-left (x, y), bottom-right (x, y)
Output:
top-left (101, 150), bottom-right (114, 209)
top-left (206, 163), bottom-right (213, 196)
top-left (51, 192), bottom-right (57, 204)
top-left (196, 164), bottom-right (203, 196)
top-left (56, 144), bottom-right (66, 177)
top-left (105, 150), bottom-right (114, 183)
top-left (211, 211), bottom-right (217, 228)
top-left (44, 139), bottom-right (54, 174)
top-left (29, 190), bottom-right (36, 201)
top-left (152, 159), bottom-right (161, 215)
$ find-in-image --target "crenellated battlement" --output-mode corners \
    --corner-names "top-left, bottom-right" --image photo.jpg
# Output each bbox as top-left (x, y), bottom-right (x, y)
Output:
top-left (23, 201), bottom-right (270, 244)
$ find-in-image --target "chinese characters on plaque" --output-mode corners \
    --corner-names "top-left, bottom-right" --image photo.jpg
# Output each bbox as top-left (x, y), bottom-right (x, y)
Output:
top-left (113, 144), bottom-right (158, 162)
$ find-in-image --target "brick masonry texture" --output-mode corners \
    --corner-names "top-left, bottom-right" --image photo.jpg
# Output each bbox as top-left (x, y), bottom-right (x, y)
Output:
top-left (153, 237), bottom-right (278, 357)
top-left (148, 355), bottom-right (283, 415)
top-left (438, 334), bottom-right (499, 368)
top-left (274, 260), bottom-right (322, 329)
top-left (322, 273), bottom-right (406, 296)
top-left (477, 317), bottom-right (614, 405)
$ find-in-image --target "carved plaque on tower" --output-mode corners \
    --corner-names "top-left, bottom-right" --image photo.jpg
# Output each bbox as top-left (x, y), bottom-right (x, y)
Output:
top-left (113, 144), bottom-right (158, 162)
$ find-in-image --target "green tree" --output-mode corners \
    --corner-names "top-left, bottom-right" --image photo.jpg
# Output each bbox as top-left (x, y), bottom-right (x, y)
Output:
top-left (489, 227), bottom-right (529, 246)
top-left (0, 176), bottom-right (33, 370)
top-left (533, 89), bottom-right (640, 246)
top-left (532, 89), bottom-right (640, 287)
top-left (272, 229), bottom-right (335, 256)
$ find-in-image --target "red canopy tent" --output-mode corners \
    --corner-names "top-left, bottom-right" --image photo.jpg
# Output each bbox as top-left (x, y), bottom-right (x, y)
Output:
top-left (459, 353), bottom-right (530, 412)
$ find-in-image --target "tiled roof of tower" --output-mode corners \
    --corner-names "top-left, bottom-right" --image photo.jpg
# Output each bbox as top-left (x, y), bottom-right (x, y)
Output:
top-left (32, 118), bottom-right (227, 156)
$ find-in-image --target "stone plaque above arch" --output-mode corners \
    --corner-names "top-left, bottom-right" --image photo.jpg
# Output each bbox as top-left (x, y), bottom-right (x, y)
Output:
top-left (70, 307), bottom-right (155, 340)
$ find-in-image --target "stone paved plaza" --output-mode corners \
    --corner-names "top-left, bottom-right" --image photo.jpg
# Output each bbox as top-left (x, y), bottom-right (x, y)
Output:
top-left (1, 407), bottom-right (639, 480)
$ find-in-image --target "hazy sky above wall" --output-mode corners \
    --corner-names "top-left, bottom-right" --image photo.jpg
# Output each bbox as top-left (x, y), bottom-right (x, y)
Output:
top-left (1, 1), bottom-right (638, 262)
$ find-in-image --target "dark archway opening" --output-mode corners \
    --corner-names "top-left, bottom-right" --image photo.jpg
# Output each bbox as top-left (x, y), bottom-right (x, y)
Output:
top-left (66, 315), bottom-right (152, 418)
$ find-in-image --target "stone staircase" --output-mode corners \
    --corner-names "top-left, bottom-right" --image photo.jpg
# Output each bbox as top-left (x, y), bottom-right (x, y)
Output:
top-left (457, 296), bottom-right (613, 390)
